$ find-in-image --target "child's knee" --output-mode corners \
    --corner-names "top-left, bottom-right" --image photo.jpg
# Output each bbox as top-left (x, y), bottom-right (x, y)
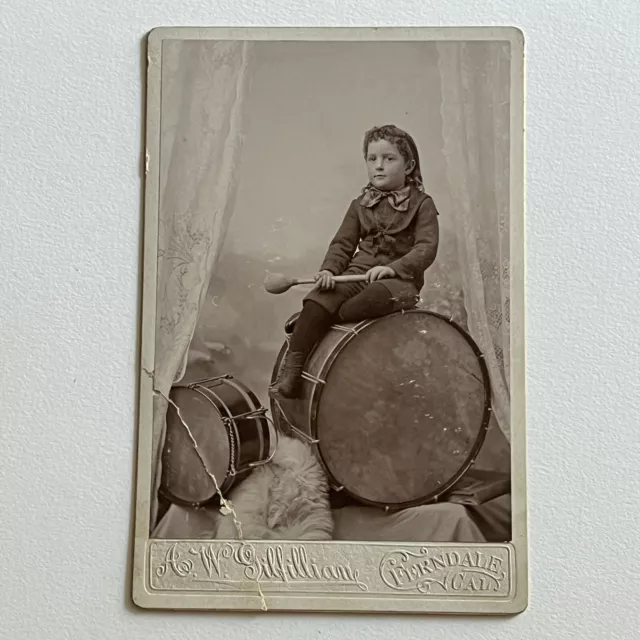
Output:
top-left (391, 292), bottom-right (420, 312)
top-left (304, 290), bottom-right (344, 317)
top-left (338, 284), bottom-right (394, 323)
top-left (384, 281), bottom-right (420, 312)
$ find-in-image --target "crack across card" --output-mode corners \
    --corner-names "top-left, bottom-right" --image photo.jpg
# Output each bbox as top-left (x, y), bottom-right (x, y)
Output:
top-left (142, 367), bottom-right (269, 611)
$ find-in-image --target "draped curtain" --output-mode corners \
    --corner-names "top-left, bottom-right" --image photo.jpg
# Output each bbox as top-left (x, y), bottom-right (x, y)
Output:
top-left (436, 41), bottom-right (512, 441)
top-left (149, 39), bottom-right (252, 528)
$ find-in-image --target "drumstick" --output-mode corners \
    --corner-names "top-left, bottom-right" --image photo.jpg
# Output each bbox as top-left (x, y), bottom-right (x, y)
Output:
top-left (264, 272), bottom-right (368, 294)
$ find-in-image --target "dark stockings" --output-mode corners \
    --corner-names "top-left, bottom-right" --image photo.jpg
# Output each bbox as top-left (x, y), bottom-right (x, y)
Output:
top-left (289, 300), bottom-right (335, 356)
top-left (289, 283), bottom-right (396, 356)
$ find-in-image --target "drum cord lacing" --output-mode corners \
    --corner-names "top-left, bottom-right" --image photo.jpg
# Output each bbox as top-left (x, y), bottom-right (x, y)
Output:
top-left (301, 371), bottom-right (326, 385)
top-left (188, 382), bottom-right (241, 479)
top-left (221, 417), bottom-right (238, 476)
top-left (233, 408), bottom-right (268, 421)
top-left (270, 395), bottom-right (320, 445)
top-left (189, 382), bottom-right (272, 478)
top-left (223, 407), bottom-right (278, 475)
top-left (332, 324), bottom-right (360, 335)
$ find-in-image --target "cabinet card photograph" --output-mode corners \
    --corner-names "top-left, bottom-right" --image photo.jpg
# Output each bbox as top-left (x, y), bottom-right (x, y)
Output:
top-left (132, 26), bottom-right (527, 614)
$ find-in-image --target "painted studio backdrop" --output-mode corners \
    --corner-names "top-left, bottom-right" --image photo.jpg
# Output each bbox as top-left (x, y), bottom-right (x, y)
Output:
top-left (150, 39), bottom-right (512, 530)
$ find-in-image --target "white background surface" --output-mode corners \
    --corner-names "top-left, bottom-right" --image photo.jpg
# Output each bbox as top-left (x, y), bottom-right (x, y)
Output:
top-left (2, 1), bottom-right (639, 638)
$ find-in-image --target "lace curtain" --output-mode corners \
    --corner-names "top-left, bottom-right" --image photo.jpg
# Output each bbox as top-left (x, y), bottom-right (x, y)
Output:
top-left (149, 39), bottom-right (252, 528)
top-left (437, 41), bottom-right (512, 441)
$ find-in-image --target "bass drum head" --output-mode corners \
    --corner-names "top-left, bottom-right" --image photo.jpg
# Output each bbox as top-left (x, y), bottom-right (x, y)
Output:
top-left (160, 386), bottom-right (231, 506)
top-left (313, 311), bottom-right (490, 509)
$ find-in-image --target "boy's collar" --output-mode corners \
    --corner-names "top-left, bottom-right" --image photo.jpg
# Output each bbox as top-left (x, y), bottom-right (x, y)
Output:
top-left (360, 184), bottom-right (412, 211)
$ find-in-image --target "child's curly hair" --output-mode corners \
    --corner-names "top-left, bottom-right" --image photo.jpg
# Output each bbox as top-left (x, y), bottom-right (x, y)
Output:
top-left (362, 124), bottom-right (424, 191)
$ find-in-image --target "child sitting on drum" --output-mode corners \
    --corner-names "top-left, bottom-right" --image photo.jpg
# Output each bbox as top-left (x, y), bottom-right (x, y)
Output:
top-left (270, 124), bottom-right (440, 399)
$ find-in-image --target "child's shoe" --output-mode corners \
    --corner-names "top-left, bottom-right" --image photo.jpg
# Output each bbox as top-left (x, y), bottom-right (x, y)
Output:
top-left (269, 351), bottom-right (306, 399)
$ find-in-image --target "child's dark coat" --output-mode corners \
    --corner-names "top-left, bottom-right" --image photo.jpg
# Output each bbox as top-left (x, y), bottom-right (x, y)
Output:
top-left (314, 186), bottom-right (440, 302)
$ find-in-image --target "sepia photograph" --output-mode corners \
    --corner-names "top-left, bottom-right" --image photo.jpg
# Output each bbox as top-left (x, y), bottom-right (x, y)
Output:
top-left (132, 26), bottom-right (526, 614)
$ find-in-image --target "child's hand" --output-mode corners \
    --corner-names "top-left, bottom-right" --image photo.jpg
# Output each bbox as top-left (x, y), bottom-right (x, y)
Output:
top-left (365, 266), bottom-right (395, 282)
top-left (314, 270), bottom-right (336, 290)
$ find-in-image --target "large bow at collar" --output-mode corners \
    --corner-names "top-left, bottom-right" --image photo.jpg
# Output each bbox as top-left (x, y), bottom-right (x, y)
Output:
top-left (360, 185), bottom-right (411, 211)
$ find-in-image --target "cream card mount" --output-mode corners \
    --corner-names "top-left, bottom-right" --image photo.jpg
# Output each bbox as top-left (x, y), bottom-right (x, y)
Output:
top-left (132, 25), bottom-right (527, 615)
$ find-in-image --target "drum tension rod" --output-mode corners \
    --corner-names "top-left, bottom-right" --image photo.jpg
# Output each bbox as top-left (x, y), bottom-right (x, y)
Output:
top-left (231, 408), bottom-right (268, 421)
top-left (270, 396), bottom-right (320, 444)
top-left (288, 424), bottom-right (320, 445)
top-left (332, 324), bottom-right (360, 335)
top-left (301, 372), bottom-right (326, 385)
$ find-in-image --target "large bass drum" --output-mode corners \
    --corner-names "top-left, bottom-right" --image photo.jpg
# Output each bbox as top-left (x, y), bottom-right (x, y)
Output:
top-left (270, 310), bottom-right (491, 511)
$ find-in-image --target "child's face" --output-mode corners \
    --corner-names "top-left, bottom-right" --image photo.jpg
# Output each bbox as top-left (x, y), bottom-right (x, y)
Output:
top-left (366, 139), bottom-right (415, 191)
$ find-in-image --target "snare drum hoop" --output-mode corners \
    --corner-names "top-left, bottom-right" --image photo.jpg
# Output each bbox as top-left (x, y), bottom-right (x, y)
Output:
top-left (307, 309), bottom-right (493, 511)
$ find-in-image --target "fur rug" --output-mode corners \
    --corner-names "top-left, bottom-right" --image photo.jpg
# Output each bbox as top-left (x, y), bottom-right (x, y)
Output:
top-left (215, 434), bottom-right (334, 541)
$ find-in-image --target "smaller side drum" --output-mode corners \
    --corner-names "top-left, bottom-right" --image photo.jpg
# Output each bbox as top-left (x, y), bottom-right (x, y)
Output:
top-left (160, 374), bottom-right (275, 507)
